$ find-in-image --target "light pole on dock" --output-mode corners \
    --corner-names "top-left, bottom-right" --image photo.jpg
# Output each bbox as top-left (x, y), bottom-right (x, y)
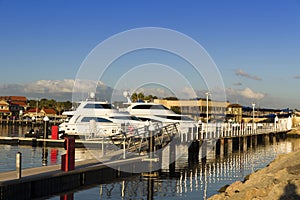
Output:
top-left (205, 92), bottom-right (210, 136)
top-left (31, 116), bottom-right (35, 129)
top-left (42, 116), bottom-right (49, 166)
top-left (252, 103), bottom-right (255, 132)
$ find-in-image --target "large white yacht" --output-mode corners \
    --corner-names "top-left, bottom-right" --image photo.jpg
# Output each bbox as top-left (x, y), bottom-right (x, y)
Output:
top-left (127, 102), bottom-right (195, 124)
top-left (123, 92), bottom-right (199, 140)
top-left (59, 94), bottom-right (147, 139)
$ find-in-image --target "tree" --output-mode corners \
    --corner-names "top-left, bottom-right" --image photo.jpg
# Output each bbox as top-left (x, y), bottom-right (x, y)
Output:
top-left (163, 97), bottom-right (178, 100)
top-left (137, 92), bottom-right (144, 101)
top-left (144, 95), bottom-right (158, 102)
top-left (28, 100), bottom-right (37, 108)
top-left (63, 101), bottom-right (72, 110)
top-left (55, 102), bottom-right (64, 115)
top-left (28, 98), bottom-right (73, 114)
top-left (131, 93), bottom-right (138, 102)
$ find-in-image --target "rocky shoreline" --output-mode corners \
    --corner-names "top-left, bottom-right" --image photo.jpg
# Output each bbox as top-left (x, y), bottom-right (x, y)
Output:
top-left (209, 127), bottom-right (300, 200)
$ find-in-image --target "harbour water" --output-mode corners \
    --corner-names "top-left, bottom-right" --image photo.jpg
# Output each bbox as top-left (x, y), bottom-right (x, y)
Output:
top-left (1, 124), bottom-right (300, 199)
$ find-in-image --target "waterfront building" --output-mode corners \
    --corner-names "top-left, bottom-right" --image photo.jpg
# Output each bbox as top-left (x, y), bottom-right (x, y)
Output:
top-left (154, 98), bottom-right (230, 122)
top-left (0, 96), bottom-right (28, 117)
top-left (0, 100), bottom-right (11, 119)
top-left (24, 108), bottom-right (57, 119)
top-left (40, 108), bottom-right (57, 118)
top-left (227, 104), bottom-right (243, 123)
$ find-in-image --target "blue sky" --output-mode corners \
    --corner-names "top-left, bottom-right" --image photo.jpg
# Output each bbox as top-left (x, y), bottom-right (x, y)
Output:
top-left (0, 0), bottom-right (299, 108)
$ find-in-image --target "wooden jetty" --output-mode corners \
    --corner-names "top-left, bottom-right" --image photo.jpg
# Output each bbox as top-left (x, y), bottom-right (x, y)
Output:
top-left (0, 118), bottom-right (293, 199)
top-left (0, 156), bottom-right (146, 199)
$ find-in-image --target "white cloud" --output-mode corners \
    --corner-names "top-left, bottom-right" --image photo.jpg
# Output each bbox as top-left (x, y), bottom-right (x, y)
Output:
top-left (20, 79), bottom-right (106, 94)
top-left (226, 87), bottom-right (265, 100)
top-left (4, 80), bottom-right (294, 108)
top-left (0, 79), bottom-right (111, 101)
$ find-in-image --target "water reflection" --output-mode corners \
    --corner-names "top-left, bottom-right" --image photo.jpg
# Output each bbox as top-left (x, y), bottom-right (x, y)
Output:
top-left (53, 137), bottom-right (300, 200)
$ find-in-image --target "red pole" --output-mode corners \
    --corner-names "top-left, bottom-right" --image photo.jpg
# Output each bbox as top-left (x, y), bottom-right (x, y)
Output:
top-left (61, 136), bottom-right (75, 171)
top-left (51, 126), bottom-right (59, 140)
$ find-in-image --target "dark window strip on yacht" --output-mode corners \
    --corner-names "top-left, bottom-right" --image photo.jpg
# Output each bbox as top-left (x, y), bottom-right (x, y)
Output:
top-left (84, 104), bottom-right (113, 109)
top-left (132, 104), bottom-right (169, 110)
top-left (81, 117), bottom-right (113, 123)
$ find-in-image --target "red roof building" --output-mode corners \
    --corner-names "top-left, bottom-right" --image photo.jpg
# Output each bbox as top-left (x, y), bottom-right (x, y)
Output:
top-left (0, 100), bottom-right (11, 118)
top-left (41, 108), bottom-right (57, 115)
top-left (0, 96), bottom-right (28, 109)
top-left (24, 108), bottom-right (57, 118)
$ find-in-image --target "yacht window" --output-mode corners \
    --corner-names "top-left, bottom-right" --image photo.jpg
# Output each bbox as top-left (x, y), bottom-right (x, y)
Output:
top-left (81, 117), bottom-right (113, 123)
top-left (84, 103), bottom-right (113, 109)
top-left (155, 115), bottom-right (193, 121)
top-left (137, 117), bottom-right (161, 123)
top-left (109, 116), bottom-right (140, 121)
top-left (132, 104), bottom-right (169, 110)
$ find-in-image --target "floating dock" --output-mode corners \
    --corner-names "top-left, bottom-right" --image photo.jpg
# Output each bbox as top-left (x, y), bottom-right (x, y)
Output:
top-left (0, 155), bottom-right (147, 199)
top-left (0, 136), bottom-right (109, 148)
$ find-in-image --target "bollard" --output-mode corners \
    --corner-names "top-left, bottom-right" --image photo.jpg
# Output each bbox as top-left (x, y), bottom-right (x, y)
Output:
top-left (123, 136), bottom-right (126, 159)
top-left (16, 152), bottom-right (22, 179)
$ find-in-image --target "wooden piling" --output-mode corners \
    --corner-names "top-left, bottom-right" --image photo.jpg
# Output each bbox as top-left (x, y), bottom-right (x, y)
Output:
top-left (16, 152), bottom-right (22, 179)
top-left (200, 139), bottom-right (207, 163)
top-left (227, 138), bottom-right (233, 156)
top-left (219, 139), bottom-right (224, 158)
top-left (243, 137), bottom-right (247, 152)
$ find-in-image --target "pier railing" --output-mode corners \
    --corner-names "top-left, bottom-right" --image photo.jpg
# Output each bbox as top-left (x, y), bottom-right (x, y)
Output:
top-left (109, 122), bottom-right (179, 154)
top-left (79, 117), bottom-right (292, 145)
top-left (199, 117), bottom-right (292, 140)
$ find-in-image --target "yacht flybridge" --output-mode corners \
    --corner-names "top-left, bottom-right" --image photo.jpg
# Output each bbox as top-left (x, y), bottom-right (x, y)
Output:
top-left (59, 95), bottom-right (147, 139)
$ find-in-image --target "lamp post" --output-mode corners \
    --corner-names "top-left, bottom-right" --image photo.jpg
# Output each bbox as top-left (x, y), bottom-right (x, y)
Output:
top-left (31, 116), bottom-right (35, 130)
top-left (252, 103), bottom-right (255, 132)
top-left (205, 92), bottom-right (210, 136)
top-left (42, 116), bottom-right (49, 166)
top-left (275, 115), bottom-right (278, 132)
top-left (43, 116), bottom-right (49, 139)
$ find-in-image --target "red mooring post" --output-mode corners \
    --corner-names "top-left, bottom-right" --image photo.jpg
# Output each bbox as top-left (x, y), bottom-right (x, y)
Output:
top-left (51, 126), bottom-right (59, 140)
top-left (61, 136), bottom-right (75, 171)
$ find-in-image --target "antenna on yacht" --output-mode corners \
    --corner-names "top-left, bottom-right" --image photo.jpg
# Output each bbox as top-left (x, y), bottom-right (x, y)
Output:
top-left (123, 91), bottom-right (132, 103)
top-left (87, 92), bottom-right (96, 101)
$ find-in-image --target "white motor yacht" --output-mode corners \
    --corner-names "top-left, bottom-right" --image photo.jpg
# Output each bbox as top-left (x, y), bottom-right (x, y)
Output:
top-left (127, 102), bottom-right (195, 124)
top-left (123, 92), bottom-right (199, 140)
top-left (59, 98), bottom-right (147, 139)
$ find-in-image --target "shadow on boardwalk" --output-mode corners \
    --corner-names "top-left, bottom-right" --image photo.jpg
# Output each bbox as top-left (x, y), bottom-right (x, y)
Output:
top-left (279, 182), bottom-right (300, 200)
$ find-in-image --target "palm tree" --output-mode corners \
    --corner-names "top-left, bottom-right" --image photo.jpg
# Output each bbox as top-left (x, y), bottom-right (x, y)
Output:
top-left (137, 92), bottom-right (144, 101)
top-left (131, 93), bottom-right (138, 102)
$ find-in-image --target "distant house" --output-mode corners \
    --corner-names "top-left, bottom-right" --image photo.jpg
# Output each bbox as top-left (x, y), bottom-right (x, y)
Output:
top-left (41, 108), bottom-right (57, 118)
top-left (24, 108), bottom-right (42, 118)
top-left (0, 100), bottom-right (11, 119)
top-left (0, 96), bottom-right (28, 116)
top-left (24, 108), bottom-right (57, 118)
